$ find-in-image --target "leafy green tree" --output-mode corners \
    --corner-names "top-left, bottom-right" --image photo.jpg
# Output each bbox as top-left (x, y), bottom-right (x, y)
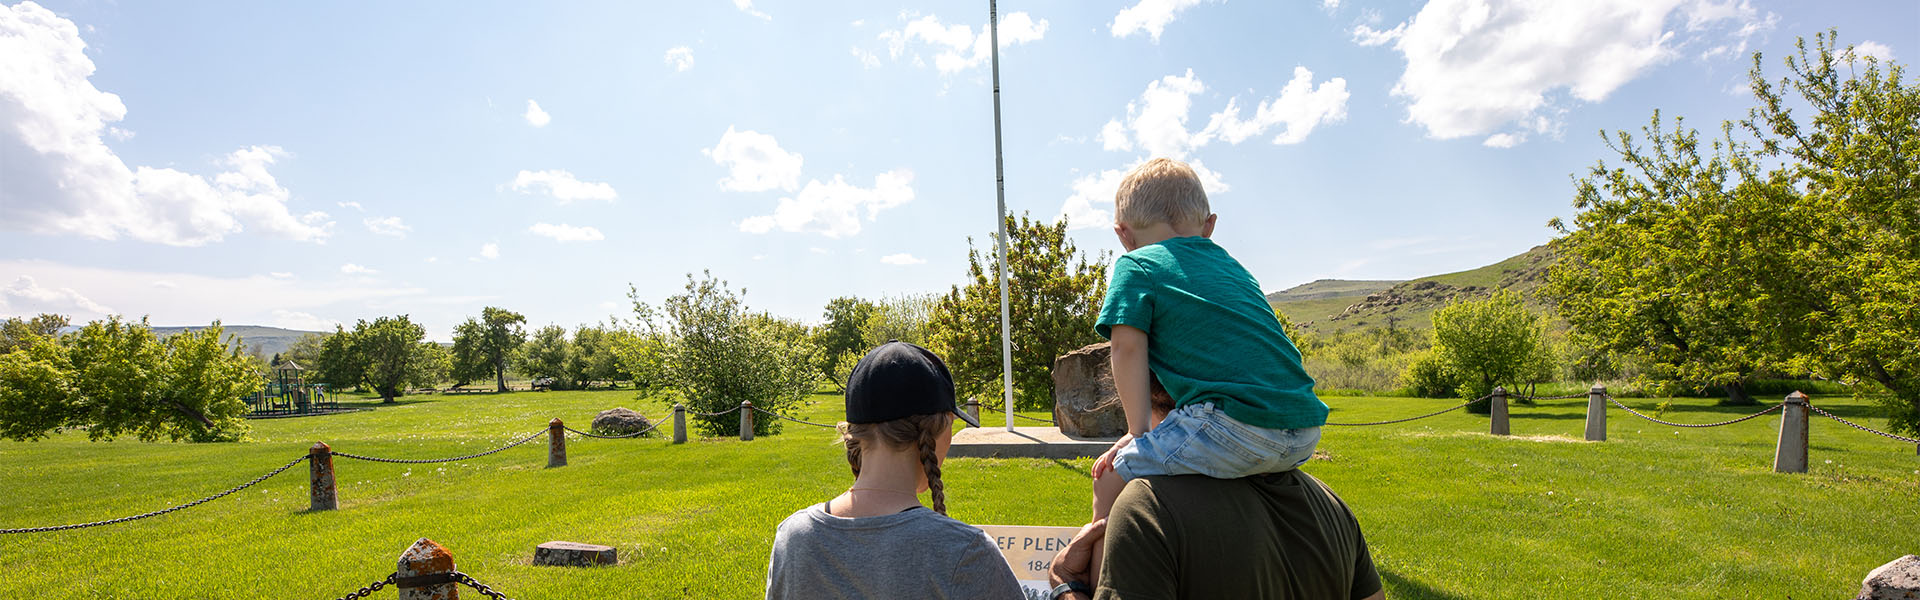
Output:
top-left (1, 313), bottom-right (69, 354)
top-left (451, 307), bottom-right (527, 392)
top-left (1430, 291), bottom-right (1547, 411)
top-left (355, 315), bottom-right (432, 403)
top-left (632, 272), bottom-right (821, 436)
top-left (567, 325), bottom-right (624, 386)
top-left (313, 325), bottom-right (367, 391)
top-left (928, 213), bottom-right (1109, 410)
top-left (0, 318), bottom-right (258, 442)
top-left (517, 324), bottom-right (573, 385)
top-left (282, 332), bottom-right (326, 368)
top-left (1550, 32), bottom-right (1920, 428)
top-left (410, 341), bottom-right (451, 391)
top-left (813, 297), bottom-right (876, 391)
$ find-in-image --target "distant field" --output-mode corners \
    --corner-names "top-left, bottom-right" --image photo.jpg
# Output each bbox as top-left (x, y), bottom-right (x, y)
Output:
top-left (1, 389), bottom-right (1914, 598)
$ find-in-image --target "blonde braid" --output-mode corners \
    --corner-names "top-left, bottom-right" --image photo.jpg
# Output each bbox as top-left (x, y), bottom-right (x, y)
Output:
top-left (916, 415), bottom-right (947, 515)
top-left (838, 422), bottom-right (863, 477)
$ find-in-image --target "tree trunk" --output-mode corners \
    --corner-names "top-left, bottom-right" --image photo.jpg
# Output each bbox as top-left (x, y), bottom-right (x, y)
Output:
top-left (495, 361), bottom-right (508, 393)
top-left (1718, 380), bottom-right (1757, 406)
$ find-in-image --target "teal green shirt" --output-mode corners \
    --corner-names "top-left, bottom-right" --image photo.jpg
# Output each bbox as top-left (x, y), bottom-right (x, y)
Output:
top-left (1095, 236), bottom-right (1326, 429)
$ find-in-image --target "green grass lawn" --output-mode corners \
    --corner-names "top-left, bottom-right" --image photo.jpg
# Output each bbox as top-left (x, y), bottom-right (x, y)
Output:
top-left (1, 389), bottom-right (1914, 598)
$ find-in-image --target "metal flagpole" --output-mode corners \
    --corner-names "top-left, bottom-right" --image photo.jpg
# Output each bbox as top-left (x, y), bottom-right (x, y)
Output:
top-left (989, 0), bottom-right (1015, 431)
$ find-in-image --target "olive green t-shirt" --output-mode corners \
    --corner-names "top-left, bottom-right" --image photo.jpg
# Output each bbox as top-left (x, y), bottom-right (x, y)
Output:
top-left (1096, 471), bottom-right (1381, 600)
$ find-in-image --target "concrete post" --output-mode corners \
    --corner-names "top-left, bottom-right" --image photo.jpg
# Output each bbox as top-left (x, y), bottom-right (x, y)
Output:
top-left (308, 442), bottom-right (337, 511)
top-left (396, 538), bottom-right (458, 600)
top-left (672, 403), bottom-right (687, 444)
top-left (1774, 392), bottom-right (1810, 473)
top-left (740, 400), bottom-right (754, 441)
top-left (547, 418), bottom-right (566, 468)
top-left (1584, 384), bottom-right (1608, 442)
top-left (1489, 387), bottom-right (1510, 436)
top-left (966, 397), bottom-right (981, 424)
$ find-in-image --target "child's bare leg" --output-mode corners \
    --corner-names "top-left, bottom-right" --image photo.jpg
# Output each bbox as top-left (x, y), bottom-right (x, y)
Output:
top-left (1090, 469), bottom-right (1126, 585)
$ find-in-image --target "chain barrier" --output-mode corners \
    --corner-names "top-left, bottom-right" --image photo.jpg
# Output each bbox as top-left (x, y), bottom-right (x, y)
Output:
top-left (328, 573), bottom-right (393, 600)
top-left (1809, 405), bottom-right (1920, 445)
top-left (978, 404), bottom-right (1058, 425)
top-left (332, 430), bottom-right (546, 464)
top-left (689, 406), bottom-right (742, 418)
top-left (1324, 394), bottom-right (1489, 427)
top-left (563, 419), bottom-right (665, 439)
top-left (0, 454), bottom-right (309, 535)
top-left (1603, 394), bottom-right (1782, 428)
top-left (750, 406), bottom-right (839, 429)
top-left (452, 571), bottom-right (517, 600)
top-left (1512, 393), bottom-right (1590, 401)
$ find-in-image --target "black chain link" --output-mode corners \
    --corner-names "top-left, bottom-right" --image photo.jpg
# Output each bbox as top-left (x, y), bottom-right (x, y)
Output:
top-left (1603, 394), bottom-right (1783, 428)
top-left (563, 419), bottom-right (665, 439)
top-left (1809, 405), bottom-right (1920, 444)
top-left (332, 430), bottom-right (546, 464)
top-left (689, 406), bottom-right (742, 418)
top-left (1325, 394), bottom-right (1489, 427)
top-left (0, 454), bottom-right (309, 534)
top-left (1511, 393), bottom-right (1590, 401)
top-left (328, 573), bottom-right (393, 600)
top-left (452, 571), bottom-right (516, 600)
top-left (750, 406), bottom-right (838, 429)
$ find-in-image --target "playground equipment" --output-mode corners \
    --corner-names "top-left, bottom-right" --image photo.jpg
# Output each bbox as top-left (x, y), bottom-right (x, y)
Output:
top-left (246, 360), bottom-right (338, 416)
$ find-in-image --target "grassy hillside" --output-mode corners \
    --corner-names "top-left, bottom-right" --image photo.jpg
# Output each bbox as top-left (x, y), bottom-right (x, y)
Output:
top-left (152, 325), bottom-right (326, 358)
top-left (1, 389), bottom-right (1911, 598)
top-left (1272, 245), bottom-right (1556, 335)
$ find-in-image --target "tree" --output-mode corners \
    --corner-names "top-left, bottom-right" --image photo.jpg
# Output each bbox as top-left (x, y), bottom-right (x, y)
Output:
top-left (1549, 32), bottom-right (1920, 431)
top-left (1430, 291), bottom-right (1547, 412)
top-left (517, 324), bottom-right (572, 385)
top-left (354, 315), bottom-right (432, 403)
top-left (452, 307), bottom-right (527, 392)
top-left (283, 332), bottom-right (326, 368)
top-left (567, 324), bottom-right (624, 387)
top-left (1, 313), bottom-right (69, 354)
top-left (448, 319), bottom-right (492, 387)
top-left (814, 297), bottom-right (877, 391)
top-left (928, 213), bottom-right (1109, 410)
top-left (0, 318), bottom-right (258, 442)
top-left (313, 325), bottom-right (367, 391)
top-left (632, 272), bottom-right (821, 436)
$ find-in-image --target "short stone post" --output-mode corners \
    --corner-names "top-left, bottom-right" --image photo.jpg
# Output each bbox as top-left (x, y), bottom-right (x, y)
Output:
top-left (396, 538), bottom-right (458, 599)
top-left (672, 403), bottom-right (688, 444)
top-left (548, 418), bottom-right (566, 468)
top-left (1584, 384), bottom-right (1607, 442)
top-left (966, 397), bottom-right (980, 424)
top-left (308, 442), bottom-right (337, 511)
top-left (740, 400), bottom-right (755, 441)
top-left (1489, 386), bottom-right (1510, 436)
top-left (1774, 391), bottom-right (1810, 473)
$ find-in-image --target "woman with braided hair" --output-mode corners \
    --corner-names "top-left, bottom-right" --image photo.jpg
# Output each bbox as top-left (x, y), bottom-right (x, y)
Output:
top-left (766, 342), bottom-right (1022, 600)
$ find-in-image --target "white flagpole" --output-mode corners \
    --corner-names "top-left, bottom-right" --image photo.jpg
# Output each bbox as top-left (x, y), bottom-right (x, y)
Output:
top-left (989, 0), bottom-right (1015, 431)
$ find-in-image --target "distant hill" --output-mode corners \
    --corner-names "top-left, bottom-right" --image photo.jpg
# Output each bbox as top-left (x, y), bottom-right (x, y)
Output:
top-left (1270, 245), bottom-right (1556, 334)
top-left (151, 325), bottom-right (326, 358)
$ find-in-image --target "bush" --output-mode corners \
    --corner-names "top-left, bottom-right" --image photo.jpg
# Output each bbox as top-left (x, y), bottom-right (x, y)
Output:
top-left (1402, 349), bottom-right (1460, 399)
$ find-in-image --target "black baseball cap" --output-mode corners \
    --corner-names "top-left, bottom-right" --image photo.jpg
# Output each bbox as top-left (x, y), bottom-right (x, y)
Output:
top-left (845, 341), bottom-right (980, 427)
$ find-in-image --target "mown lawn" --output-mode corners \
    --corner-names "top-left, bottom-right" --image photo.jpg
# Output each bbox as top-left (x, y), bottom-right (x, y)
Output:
top-left (0, 389), bottom-right (1913, 598)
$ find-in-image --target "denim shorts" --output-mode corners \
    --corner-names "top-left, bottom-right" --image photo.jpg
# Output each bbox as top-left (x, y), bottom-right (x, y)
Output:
top-left (1112, 402), bottom-right (1322, 481)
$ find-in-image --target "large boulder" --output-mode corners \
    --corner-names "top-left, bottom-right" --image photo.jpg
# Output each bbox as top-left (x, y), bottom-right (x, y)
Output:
top-left (592, 407), bottom-right (653, 436)
top-left (1052, 343), bottom-right (1126, 438)
top-left (1860, 555), bottom-right (1920, 600)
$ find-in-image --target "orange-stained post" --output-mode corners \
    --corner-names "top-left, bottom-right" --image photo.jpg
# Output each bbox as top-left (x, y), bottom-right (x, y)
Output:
top-left (396, 538), bottom-right (458, 600)
top-left (548, 418), bottom-right (566, 468)
top-left (308, 442), bottom-right (337, 511)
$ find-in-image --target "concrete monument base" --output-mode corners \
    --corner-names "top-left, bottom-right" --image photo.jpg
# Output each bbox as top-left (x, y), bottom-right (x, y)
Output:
top-left (948, 427), bottom-right (1117, 459)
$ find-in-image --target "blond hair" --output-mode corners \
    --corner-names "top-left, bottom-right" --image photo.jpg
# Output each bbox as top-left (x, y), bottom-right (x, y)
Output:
top-left (1115, 158), bottom-right (1210, 229)
top-left (837, 413), bottom-right (950, 515)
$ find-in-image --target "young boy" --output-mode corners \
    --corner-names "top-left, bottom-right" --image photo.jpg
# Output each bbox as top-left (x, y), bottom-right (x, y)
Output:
top-left (1089, 157), bottom-right (1328, 526)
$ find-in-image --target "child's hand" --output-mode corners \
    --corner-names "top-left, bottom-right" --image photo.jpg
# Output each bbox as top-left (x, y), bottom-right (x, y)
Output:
top-left (1091, 433), bottom-right (1135, 479)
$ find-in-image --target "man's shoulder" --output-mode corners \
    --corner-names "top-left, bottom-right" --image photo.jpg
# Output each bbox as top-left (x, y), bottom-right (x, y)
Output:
top-left (1127, 471), bottom-right (1332, 507)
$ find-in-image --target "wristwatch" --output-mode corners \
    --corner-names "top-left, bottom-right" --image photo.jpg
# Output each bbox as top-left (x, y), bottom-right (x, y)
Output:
top-left (1050, 581), bottom-right (1093, 599)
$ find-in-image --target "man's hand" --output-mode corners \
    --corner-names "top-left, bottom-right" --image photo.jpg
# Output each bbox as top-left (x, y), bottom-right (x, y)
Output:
top-left (1047, 519), bottom-right (1107, 595)
top-left (1090, 433), bottom-right (1134, 479)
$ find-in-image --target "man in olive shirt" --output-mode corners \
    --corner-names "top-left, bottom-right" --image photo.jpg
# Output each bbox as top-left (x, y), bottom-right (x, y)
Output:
top-left (1047, 470), bottom-right (1384, 599)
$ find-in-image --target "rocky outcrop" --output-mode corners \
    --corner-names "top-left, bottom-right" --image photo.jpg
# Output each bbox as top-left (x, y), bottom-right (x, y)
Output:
top-left (1050, 342), bottom-right (1173, 438)
top-left (591, 408), bottom-right (653, 436)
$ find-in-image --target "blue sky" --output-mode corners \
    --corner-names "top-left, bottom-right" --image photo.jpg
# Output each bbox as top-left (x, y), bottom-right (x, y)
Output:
top-left (1, 0), bottom-right (1913, 341)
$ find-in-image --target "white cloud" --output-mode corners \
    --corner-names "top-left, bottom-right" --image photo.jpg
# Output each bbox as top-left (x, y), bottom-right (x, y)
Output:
top-left (733, 0), bottom-right (770, 20)
top-left (363, 216), bottom-right (410, 237)
top-left (523, 100), bottom-right (550, 127)
top-left (1483, 133), bottom-right (1522, 148)
top-left (1853, 40), bottom-right (1895, 63)
top-left (510, 170), bottom-right (617, 203)
top-left (851, 46), bottom-right (882, 69)
top-left (340, 263), bottom-right (378, 275)
top-left (880, 253), bottom-right (926, 265)
top-left (739, 170), bottom-right (915, 238)
top-left (528, 222), bottom-right (605, 242)
top-left (152, 280), bottom-right (177, 289)
top-left (269, 272), bottom-right (294, 279)
top-left (1322, 0), bottom-right (1342, 12)
top-left (0, 275), bottom-right (114, 318)
top-left (1112, 0), bottom-right (1214, 42)
top-left (703, 127), bottom-right (804, 193)
top-left (337, 201), bottom-right (364, 211)
top-left (1364, 0), bottom-right (1779, 143)
top-left (478, 242), bottom-right (500, 260)
top-left (1100, 68), bottom-right (1348, 159)
top-left (876, 12), bottom-right (1048, 74)
top-left (269, 309), bottom-right (340, 332)
top-left (1056, 160), bottom-right (1229, 230)
top-left (664, 46), bottom-right (695, 72)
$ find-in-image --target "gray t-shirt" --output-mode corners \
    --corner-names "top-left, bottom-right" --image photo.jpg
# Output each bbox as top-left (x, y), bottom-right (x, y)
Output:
top-left (766, 503), bottom-right (1023, 600)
